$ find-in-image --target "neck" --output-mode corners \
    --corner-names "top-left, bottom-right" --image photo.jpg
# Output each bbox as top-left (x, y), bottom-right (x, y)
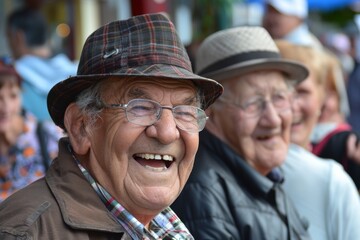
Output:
top-left (132, 212), bottom-right (155, 228)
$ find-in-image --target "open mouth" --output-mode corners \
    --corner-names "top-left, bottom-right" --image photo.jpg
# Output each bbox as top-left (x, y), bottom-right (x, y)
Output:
top-left (257, 135), bottom-right (272, 140)
top-left (133, 153), bottom-right (174, 171)
top-left (291, 116), bottom-right (302, 126)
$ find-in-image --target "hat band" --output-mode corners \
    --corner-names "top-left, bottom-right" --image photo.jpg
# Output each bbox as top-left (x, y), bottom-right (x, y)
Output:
top-left (198, 51), bottom-right (280, 76)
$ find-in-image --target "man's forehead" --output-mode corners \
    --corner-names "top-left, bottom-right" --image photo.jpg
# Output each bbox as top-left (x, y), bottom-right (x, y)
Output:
top-left (102, 78), bottom-right (198, 102)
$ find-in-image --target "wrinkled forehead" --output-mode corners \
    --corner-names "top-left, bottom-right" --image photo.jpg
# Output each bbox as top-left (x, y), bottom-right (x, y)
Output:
top-left (99, 77), bottom-right (199, 102)
top-left (221, 70), bottom-right (289, 92)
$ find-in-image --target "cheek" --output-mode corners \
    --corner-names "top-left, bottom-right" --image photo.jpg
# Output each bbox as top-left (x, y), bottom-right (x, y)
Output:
top-left (178, 133), bottom-right (198, 185)
top-left (282, 109), bottom-right (292, 129)
top-left (230, 119), bottom-right (255, 155)
top-left (92, 118), bottom-right (136, 160)
top-left (297, 96), bottom-right (318, 122)
top-left (182, 133), bottom-right (199, 161)
top-left (220, 114), bottom-right (249, 147)
top-left (279, 110), bottom-right (292, 140)
top-left (304, 102), bottom-right (319, 126)
top-left (13, 98), bottom-right (22, 113)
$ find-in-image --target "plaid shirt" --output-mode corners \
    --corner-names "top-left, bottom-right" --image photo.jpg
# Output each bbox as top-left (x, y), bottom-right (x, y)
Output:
top-left (73, 154), bottom-right (193, 240)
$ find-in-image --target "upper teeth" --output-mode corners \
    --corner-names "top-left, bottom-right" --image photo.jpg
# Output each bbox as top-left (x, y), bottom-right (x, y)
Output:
top-left (135, 153), bottom-right (173, 161)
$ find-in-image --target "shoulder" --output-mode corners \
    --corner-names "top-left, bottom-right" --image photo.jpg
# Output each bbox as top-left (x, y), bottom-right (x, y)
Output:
top-left (285, 144), bottom-right (339, 171)
top-left (0, 178), bottom-right (57, 231)
top-left (283, 144), bottom-right (346, 194)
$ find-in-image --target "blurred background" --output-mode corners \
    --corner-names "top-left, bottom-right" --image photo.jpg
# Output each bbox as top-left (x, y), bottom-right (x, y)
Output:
top-left (1, 0), bottom-right (360, 62)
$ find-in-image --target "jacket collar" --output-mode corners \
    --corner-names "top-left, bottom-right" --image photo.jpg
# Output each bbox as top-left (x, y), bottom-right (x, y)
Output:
top-left (199, 130), bottom-right (277, 197)
top-left (46, 138), bottom-right (125, 234)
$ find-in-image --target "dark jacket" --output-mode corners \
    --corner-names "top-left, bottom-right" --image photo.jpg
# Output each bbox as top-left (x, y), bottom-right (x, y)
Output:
top-left (311, 124), bottom-right (360, 190)
top-left (0, 138), bottom-right (129, 240)
top-left (171, 130), bottom-right (310, 240)
top-left (347, 61), bottom-right (360, 133)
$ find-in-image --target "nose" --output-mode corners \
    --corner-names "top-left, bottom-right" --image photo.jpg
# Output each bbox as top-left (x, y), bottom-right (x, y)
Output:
top-left (146, 108), bottom-right (180, 144)
top-left (259, 101), bottom-right (282, 126)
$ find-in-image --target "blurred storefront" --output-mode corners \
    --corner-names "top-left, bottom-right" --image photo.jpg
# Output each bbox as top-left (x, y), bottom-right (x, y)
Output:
top-left (0, 0), bottom-right (173, 61)
top-left (0, 0), bottom-right (359, 62)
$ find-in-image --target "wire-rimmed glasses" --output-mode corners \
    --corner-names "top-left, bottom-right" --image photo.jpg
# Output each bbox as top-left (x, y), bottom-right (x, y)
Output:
top-left (218, 91), bottom-right (292, 118)
top-left (99, 98), bottom-right (208, 133)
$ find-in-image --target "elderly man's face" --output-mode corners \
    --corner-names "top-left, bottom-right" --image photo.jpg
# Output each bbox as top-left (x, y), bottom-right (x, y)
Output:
top-left (208, 71), bottom-right (292, 175)
top-left (73, 78), bottom-right (199, 223)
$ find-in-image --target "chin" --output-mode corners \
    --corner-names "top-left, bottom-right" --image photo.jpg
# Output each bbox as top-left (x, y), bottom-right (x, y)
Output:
top-left (142, 187), bottom-right (179, 208)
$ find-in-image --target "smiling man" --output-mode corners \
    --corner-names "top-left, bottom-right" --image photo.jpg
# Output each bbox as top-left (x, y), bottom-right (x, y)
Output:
top-left (171, 26), bottom-right (311, 239)
top-left (0, 13), bottom-right (223, 239)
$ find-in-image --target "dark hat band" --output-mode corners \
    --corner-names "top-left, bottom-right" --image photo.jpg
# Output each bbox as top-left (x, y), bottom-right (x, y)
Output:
top-left (198, 51), bottom-right (280, 76)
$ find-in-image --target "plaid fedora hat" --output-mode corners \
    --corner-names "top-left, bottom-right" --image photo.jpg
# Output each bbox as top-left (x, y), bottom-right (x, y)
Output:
top-left (195, 26), bottom-right (309, 83)
top-left (47, 13), bottom-right (223, 129)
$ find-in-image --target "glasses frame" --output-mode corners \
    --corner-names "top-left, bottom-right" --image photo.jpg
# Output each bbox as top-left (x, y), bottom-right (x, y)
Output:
top-left (99, 98), bottom-right (208, 133)
top-left (218, 91), bottom-right (292, 118)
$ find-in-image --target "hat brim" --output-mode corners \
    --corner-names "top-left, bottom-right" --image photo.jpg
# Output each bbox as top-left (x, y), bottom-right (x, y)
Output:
top-left (47, 64), bottom-right (223, 129)
top-left (199, 58), bottom-right (309, 84)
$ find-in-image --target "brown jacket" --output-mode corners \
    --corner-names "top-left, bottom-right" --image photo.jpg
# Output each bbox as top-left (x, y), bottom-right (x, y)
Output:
top-left (0, 138), bottom-right (130, 240)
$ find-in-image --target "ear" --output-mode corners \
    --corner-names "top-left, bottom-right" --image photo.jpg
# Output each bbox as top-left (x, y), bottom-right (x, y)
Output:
top-left (64, 103), bottom-right (91, 155)
top-left (204, 104), bottom-right (222, 137)
top-left (204, 106), bottom-right (216, 129)
top-left (205, 107), bottom-right (213, 119)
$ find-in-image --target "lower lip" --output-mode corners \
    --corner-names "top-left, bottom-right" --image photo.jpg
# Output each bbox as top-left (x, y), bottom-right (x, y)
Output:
top-left (136, 159), bottom-right (172, 171)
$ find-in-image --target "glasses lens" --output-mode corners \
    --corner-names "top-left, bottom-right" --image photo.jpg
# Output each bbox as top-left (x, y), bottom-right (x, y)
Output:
top-left (241, 92), bottom-right (291, 117)
top-left (242, 98), bottom-right (263, 117)
top-left (272, 93), bottom-right (291, 110)
top-left (173, 106), bottom-right (207, 132)
top-left (126, 99), bottom-right (160, 126)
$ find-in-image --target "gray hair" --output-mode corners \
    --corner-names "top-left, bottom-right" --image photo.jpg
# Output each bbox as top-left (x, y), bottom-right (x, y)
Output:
top-left (75, 81), bottom-right (104, 129)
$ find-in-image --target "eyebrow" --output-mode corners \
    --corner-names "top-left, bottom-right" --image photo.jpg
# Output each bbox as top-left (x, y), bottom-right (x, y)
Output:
top-left (128, 88), bottom-right (149, 99)
top-left (127, 88), bottom-right (198, 105)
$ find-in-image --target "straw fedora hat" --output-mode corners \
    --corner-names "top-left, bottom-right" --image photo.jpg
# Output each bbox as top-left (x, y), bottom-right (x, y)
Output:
top-left (47, 13), bottom-right (223, 129)
top-left (196, 26), bottom-right (309, 83)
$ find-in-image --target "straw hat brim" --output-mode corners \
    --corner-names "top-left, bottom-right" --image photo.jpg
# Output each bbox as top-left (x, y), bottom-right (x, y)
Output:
top-left (47, 64), bottom-right (223, 129)
top-left (199, 58), bottom-right (309, 83)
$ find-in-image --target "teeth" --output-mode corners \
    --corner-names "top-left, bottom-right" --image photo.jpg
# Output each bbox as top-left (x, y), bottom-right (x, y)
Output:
top-left (163, 155), bottom-right (172, 161)
top-left (135, 153), bottom-right (173, 161)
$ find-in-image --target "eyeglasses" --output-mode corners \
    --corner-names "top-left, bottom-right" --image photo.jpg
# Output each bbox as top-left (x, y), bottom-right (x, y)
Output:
top-left (99, 98), bottom-right (208, 133)
top-left (219, 91), bottom-right (292, 118)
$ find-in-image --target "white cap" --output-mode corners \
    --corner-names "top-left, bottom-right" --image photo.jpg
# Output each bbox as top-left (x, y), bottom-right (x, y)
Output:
top-left (266, 0), bottom-right (308, 19)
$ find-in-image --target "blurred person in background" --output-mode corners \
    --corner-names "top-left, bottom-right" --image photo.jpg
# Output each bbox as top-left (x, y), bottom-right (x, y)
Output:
top-left (0, 57), bottom-right (62, 202)
top-left (262, 0), bottom-right (322, 49)
top-left (321, 31), bottom-right (354, 80)
top-left (277, 40), bottom-right (360, 239)
top-left (346, 19), bottom-right (360, 133)
top-left (6, 7), bottom-right (77, 121)
top-left (277, 40), bottom-right (360, 190)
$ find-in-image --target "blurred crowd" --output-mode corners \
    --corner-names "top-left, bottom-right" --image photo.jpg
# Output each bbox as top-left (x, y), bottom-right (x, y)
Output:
top-left (1, 0), bottom-right (360, 239)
